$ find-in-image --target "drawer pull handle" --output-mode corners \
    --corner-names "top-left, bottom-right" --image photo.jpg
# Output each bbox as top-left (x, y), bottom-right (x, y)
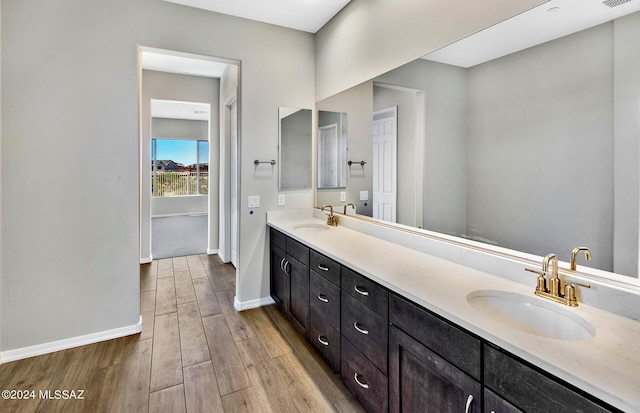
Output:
top-left (465, 394), bottom-right (473, 413)
top-left (354, 285), bottom-right (369, 296)
top-left (317, 264), bottom-right (329, 272)
top-left (280, 258), bottom-right (286, 271)
top-left (353, 322), bottom-right (369, 335)
top-left (354, 373), bottom-right (370, 389)
top-left (317, 335), bottom-right (329, 346)
top-left (317, 294), bottom-right (329, 303)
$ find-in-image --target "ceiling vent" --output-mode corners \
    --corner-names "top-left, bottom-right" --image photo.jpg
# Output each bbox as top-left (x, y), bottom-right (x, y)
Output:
top-left (601, 0), bottom-right (632, 7)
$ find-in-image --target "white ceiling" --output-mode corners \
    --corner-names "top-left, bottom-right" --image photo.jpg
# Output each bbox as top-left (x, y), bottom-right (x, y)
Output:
top-left (162, 0), bottom-right (352, 33)
top-left (423, 0), bottom-right (640, 68)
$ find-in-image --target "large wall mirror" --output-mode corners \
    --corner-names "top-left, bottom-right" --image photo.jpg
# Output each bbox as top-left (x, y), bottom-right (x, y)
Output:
top-left (315, 2), bottom-right (640, 283)
top-left (318, 110), bottom-right (348, 189)
top-left (279, 107), bottom-right (312, 190)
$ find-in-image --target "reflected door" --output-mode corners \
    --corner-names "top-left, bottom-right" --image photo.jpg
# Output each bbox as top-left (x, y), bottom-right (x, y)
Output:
top-left (372, 107), bottom-right (397, 222)
top-left (319, 123), bottom-right (339, 188)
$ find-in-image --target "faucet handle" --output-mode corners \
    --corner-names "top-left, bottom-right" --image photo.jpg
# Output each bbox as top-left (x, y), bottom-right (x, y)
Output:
top-left (564, 281), bottom-right (590, 307)
top-left (525, 268), bottom-right (547, 292)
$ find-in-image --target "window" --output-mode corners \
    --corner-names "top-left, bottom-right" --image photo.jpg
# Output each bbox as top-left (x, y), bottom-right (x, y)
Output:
top-left (151, 139), bottom-right (209, 197)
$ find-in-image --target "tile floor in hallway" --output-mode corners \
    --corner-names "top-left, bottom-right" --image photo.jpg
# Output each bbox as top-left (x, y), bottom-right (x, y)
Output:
top-left (0, 254), bottom-right (365, 413)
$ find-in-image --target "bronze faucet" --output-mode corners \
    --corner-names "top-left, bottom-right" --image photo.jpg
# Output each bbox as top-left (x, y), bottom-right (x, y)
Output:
top-left (525, 251), bottom-right (590, 307)
top-left (321, 205), bottom-right (338, 226)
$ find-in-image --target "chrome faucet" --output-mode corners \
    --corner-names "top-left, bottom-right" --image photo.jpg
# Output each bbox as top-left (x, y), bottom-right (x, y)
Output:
top-left (321, 205), bottom-right (338, 226)
top-left (343, 203), bottom-right (355, 214)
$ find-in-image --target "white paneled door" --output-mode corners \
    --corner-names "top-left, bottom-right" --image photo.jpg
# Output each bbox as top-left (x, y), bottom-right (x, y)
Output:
top-left (372, 107), bottom-right (397, 222)
top-left (318, 123), bottom-right (339, 188)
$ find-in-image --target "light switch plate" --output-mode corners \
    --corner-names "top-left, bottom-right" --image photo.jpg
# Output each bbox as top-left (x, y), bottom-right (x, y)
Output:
top-left (278, 194), bottom-right (285, 206)
top-left (340, 191), bottom-right (346, 202)
top-left (248, 195), bottom-right (260, 208)
top-left (360, 191), bottom-right (369, 201)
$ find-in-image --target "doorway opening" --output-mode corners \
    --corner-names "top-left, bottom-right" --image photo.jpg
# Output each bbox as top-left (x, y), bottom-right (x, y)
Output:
top-left (138, 47), bottom-right (240, 270)
top-left (150, 125), bottom-right (210, 259)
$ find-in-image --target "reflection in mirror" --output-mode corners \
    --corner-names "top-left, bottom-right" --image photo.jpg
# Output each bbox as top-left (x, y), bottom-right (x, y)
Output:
top-left (278, 107), bottom-right (312, 190)
top-left (318, 111), bottom-right (348, 189)
top-left (316, 4), bottom-right (640, 282)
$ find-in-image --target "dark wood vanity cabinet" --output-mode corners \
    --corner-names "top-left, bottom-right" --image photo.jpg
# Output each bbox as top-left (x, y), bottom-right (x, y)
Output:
top-left (389, 294), bottom-right (481, 413)
top-left (484, 344), bottom-right (618, 413)
top-left (269, 228), bottom-right (309, 338)
top-left (269, 226), bottom-right (626, 413)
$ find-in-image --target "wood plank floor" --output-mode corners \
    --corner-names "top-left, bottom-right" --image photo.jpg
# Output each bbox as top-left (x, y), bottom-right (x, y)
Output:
top-left (0, 255), bottom-right (365, 413)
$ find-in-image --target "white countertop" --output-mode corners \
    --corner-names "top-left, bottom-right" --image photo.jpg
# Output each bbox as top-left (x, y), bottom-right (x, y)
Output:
top-left (268, 212), bottom-right (640, 412)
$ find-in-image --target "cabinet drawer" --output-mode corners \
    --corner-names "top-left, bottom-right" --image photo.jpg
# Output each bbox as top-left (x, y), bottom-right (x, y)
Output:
top-left (310, 250), bottom-right (341, 286)
top-left (342, 292), bottom-right (388, 375)
top-left (270, 227), bottom-right (286, 250)
top-left (342, 336), bottom-right (388, 413)
top-left (309, 309), bottom-right (341, 374)
top-left (484, 388), bottom-right (522, 413)
top-left (309, 271), bottom-right (340, 329)
top-left (286, 237), bottom-right (309, 267)
top-left (390, 294), bottom-right (481, 380)
top-left (484, 344), bottom-right (614, 413)
top-left (342, 267), bottom-right (388, 318)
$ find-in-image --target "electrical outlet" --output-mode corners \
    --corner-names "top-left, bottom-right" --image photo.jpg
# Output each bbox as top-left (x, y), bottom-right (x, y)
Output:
top-left (360, 191), bottom-right (369, 201)
top-left (248, 195), bottom-right (260, 208)
top-left (340, 191), bottom-right (346, 202)
top-left (278, 194), bottom-right (286, 206)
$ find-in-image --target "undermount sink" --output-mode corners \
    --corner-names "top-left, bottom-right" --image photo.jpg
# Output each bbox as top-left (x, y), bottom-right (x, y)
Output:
top-left (467, 290), bottom-right (595, 341)
top-left (292, 223), bottom-right (331, 232)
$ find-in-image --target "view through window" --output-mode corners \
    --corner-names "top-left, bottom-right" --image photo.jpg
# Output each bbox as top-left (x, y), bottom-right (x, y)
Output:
top-left (152, 139), bottom-right (209, 196)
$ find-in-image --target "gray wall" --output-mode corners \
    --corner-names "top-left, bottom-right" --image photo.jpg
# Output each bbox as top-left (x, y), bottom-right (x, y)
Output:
top-left (315, 0), bottom-right (546, 100)
top-left (467, 22), bottom-right (614, 271)
top-left (1, 0), bottom-right (314, 353)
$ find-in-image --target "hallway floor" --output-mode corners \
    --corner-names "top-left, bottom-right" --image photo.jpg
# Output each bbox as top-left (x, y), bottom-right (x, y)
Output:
top-left (0, 254), bottom-right (364, 413)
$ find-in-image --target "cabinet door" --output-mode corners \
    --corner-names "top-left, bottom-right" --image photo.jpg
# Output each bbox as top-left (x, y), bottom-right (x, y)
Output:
top-left (484, 344), bottom-right (614, 413)
top-left (288, 255), bottom-right (309, 338)
top-left (270, 244), bottom-right (288, 313)
top-left (389, 325), bottom-right (481, 413)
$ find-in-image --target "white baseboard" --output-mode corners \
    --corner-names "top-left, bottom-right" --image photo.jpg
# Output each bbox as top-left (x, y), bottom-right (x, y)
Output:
top-left (234, 296), bottom-right (275, 311)
top-left (207, 249), bottom-right (219, 255)
top-left (140, 256), bottom-right (153, 264)
top-left (0, 316), bottom-right (143, 364)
